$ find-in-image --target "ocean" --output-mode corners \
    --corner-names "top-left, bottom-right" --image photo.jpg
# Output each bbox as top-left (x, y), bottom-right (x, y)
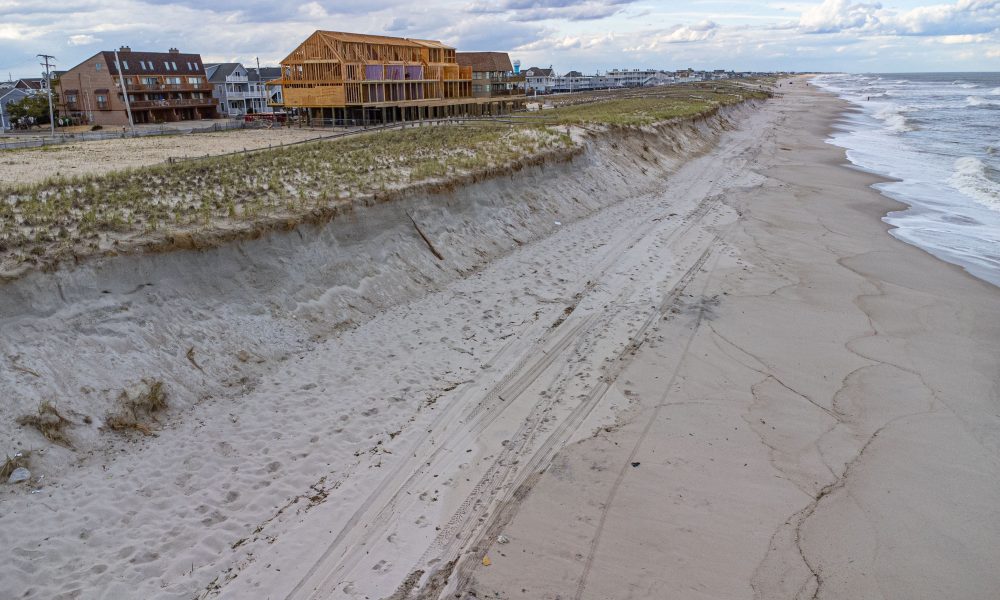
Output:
top-left (813, 72), bottom-right (1000, 287)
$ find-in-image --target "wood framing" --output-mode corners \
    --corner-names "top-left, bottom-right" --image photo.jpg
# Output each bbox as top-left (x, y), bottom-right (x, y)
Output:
top-left (272, 31), bottom-right (521, 122)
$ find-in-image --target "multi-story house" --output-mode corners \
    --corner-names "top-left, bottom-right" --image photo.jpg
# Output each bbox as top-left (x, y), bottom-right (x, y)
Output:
top-left (456, 52), bottom-right (525, 98)
top-left (56, 46), bottom-right (217, 127)
top-left (523, 67), bottom-right (555, 95)
top-left (249, 67), bottom-right (283, 112)
top-left (274, 31), bottom-right (522, 123)
top-left (206, 63), bottom-right (285, 117)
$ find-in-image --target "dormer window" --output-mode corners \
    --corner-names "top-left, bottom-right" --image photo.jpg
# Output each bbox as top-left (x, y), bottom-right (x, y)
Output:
top-left (122, 60), bottom-right (129, 70)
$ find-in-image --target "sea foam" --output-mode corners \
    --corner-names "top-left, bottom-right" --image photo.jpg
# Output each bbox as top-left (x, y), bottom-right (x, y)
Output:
top-left (951, 157), bottom-right (1000, 211)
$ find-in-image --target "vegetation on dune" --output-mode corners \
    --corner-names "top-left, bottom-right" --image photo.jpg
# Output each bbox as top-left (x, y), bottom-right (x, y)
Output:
top-left (544, 82), bottom-right (771, 126)
top-left (0, 123), bottom-right (570, 270)
top-left (0, 82), bottom-right (772, 273)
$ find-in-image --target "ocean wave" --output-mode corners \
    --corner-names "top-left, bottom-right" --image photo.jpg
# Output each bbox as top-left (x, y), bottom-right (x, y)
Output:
top-left (988, 88), bottom-right (1000, 96)
top-left (967, 96), bottom-right (1000, 107)
top-left (873, 104), bottom-right (917, 133)
top-left (950, 157), bottom-right (1000, 211)
top-left (954, 82), bottom-right (978, 88)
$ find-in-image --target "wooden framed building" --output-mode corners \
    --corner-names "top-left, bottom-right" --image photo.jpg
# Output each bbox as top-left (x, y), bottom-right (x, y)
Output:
top-left (273, 31), bottom-right (523, 124)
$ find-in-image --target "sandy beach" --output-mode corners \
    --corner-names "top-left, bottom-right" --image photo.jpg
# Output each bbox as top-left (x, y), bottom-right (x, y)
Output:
top-left (1, 81), bottom-right (998, 600)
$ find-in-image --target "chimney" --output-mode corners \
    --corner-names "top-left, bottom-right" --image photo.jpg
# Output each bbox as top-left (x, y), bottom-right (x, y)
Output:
top-left (168, 47), bottom-right (179, 54)
top-left (119, 45), bottom-right (131, 52)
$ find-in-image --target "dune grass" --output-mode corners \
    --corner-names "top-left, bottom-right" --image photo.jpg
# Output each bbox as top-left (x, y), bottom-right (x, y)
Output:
top-left (0, 123), bottom-right (570, 269)
top-left (0, 82), bottom-right (770, 272)
top-left (544, 82), bottom-right (771, 126)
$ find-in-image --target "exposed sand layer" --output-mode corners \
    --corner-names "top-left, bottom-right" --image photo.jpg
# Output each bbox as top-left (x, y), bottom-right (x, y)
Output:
top-left (2, 83), bottom-right (997, 600)
top-left (0, 127), bottom-right (341, 186)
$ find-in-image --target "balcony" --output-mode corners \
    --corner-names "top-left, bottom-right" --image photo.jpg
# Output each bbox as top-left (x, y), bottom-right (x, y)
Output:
top-left (129, 98), bottom-right (217, 109)
top-left (127, 82), bottom-right (212, 92)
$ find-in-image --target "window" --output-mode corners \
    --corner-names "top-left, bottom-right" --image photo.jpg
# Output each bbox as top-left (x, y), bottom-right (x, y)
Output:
top-left (187, 76), bottom-right (203, 84)
top-left (186, 62), bottom-right (192, 70)
top-left (95, 62), bottom-right (102, 71)
top-left (165, 76), bottom-right (181, 84)
top-left (142, 77), bottom-right (157, 85)
top-left (96, 94), bottom-right (108, 108)
top-left (121, 60), bottom-right (129, 70)
top-left (171, 62), bottom-right (178, 70)
top-left (140, 61), bottom-right (147, 70)
top-left (66, 93), bottom-right (77, 104)
top-left (164, 62), bottom-right (171, 71)
top-left (193, 62), bottom-right (199, 70)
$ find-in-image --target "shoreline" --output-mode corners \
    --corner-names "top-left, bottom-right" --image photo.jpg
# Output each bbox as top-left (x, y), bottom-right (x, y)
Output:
top-left (463, 82), bottom-right (1000, 599)
top-left (814, 75), bottom-right (1000, 289)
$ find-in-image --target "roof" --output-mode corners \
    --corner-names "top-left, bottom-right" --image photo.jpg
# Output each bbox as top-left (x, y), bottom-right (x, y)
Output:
top-left (14, 78), bottom-right (43, 90)
top-left (525, 67), bottom-right (553, 76)
top-left (315, 31), bottom-right (454, 50)
top-left (204, 62), bottom-right (242, 83)
top-left (100, 50), bottom-right (207, 76)
top-left (1, 87), bottom-right (32, 105)
top-left (455, 52), bottom-right (513, 73)
top-left (248, 67), bottom-right (282, 82)
top-left (564, 70), bottom-right (584, 78)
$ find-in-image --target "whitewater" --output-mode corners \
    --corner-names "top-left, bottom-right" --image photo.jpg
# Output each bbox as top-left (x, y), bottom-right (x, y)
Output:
top-left (815, 72), bottom-right (1000, 286)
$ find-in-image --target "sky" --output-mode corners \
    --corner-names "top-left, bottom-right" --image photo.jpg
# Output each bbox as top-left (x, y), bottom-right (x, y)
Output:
top-left (2, 0), bottom-right (999, 79)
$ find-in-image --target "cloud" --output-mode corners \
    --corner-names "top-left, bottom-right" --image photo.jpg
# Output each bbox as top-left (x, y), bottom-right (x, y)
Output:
top-left (298, 1), bottom-right (327, 19)
top-left (384, 17), bottom-right (412, 32)
top-left (800, 0), bottom-right (883, 33)
top-left (799, 0), bottom-right (1000, 35)
top-left (68, 33), bottom-right (100, 45)
top-left (467, 0), bottom-right (637, 21)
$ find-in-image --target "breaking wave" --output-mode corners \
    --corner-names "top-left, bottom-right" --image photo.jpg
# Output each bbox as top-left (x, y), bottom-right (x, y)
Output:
top-left (950, 157), bottom-right (1000, 211)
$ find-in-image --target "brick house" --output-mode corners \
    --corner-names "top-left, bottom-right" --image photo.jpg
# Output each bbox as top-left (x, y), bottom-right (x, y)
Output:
top-left (56, 46), bottom-right (217, 127)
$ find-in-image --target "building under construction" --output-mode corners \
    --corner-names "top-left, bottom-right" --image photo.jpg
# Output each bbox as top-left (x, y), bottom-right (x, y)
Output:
top-left (272, 31), bottom-right (524, 124)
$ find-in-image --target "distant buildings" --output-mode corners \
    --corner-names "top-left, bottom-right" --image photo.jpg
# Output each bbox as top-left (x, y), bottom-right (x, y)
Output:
top-left (56, 46), bottom-right (217, 127)
top-left (456, 52), bottom-right (524, 97)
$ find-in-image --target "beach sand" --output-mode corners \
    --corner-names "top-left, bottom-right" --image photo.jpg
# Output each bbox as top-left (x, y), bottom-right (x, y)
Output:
top-left (464, 83), bottom-right (1000, 599)
top-left (1, 82), bottom-right (997, 600)
top-left (0, 127), bottom-right (342, 186)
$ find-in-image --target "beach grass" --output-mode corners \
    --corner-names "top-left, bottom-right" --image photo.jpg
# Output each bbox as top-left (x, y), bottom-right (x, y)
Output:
top-left (0, 82), bottom-right (770, 272)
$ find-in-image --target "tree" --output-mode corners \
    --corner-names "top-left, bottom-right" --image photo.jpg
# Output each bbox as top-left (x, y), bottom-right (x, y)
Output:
top-left (7, 94), bottom-right (58, 126)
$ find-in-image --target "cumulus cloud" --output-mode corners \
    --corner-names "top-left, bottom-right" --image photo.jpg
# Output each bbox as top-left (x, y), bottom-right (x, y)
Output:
top-left (799, 0), bottom-right (1000, 35)
top-left (800, 0), bottom-right (883, 32)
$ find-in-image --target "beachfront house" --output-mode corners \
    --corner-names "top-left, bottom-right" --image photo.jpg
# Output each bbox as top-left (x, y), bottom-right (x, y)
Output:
top-left (456, 52), bottom-right (525, 98)
top-left (524, 67), bottom-right (555, 95)
top-left (206, 63), bottom-right (284, 117)
top-left (205, 63), bottom-right (251, 117)
top-left (272, 31), bottom-right (525, 124)
top-left (56, 46), bottom-right (218, 127)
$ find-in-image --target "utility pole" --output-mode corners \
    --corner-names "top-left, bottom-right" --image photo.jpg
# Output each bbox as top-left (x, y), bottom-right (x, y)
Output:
top-left (37, 54), bottom-right (55, 137)
top-left (114, 49), bottom-right (136, 136)
top-left (255, 56), bottom-right (262, 114)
